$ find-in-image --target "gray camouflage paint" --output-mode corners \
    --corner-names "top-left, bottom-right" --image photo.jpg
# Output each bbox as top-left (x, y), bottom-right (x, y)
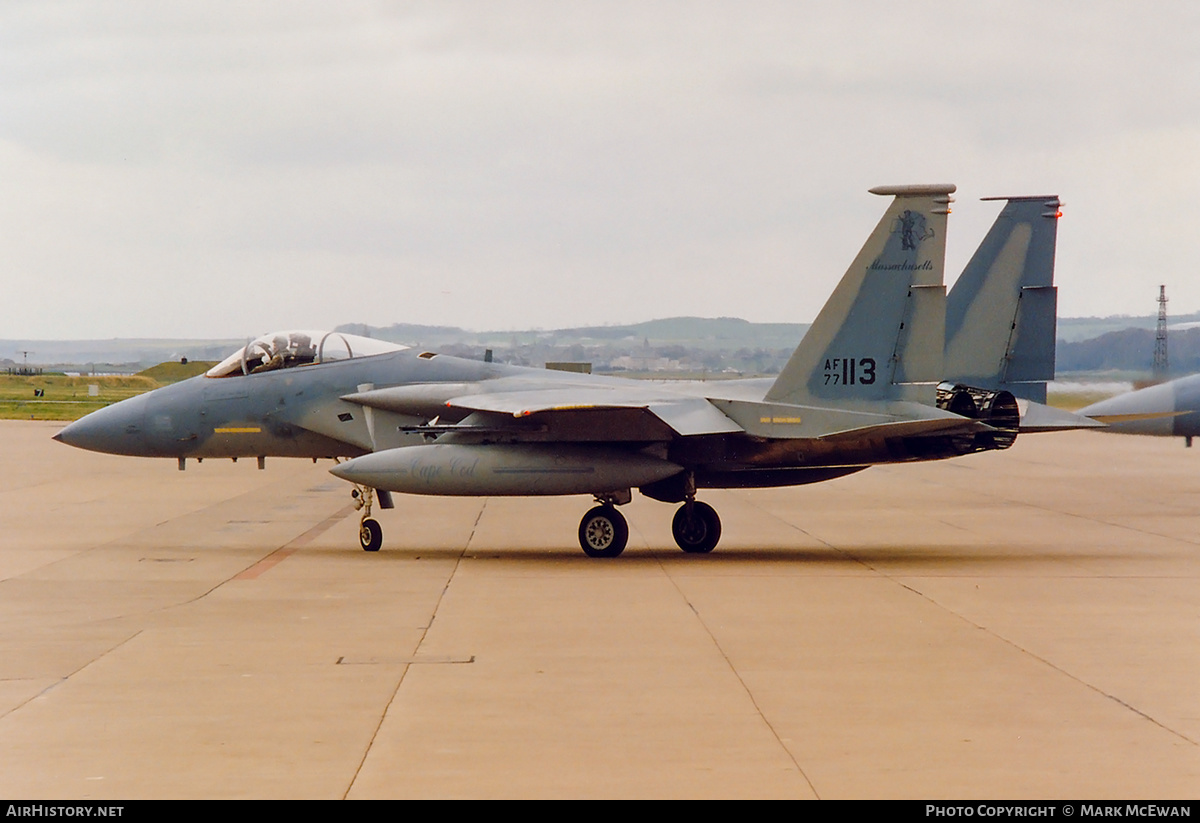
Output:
top-left (944, 196), bottom-right (1061, 403)
top-left (1079, 375), bottom-right (1200, 442)
top-left (59, 185), bottom-right (1057, 502)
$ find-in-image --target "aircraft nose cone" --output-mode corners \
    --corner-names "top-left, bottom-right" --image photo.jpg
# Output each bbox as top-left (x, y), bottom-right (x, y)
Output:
top-left (55, 394), bottom-right (150, 455)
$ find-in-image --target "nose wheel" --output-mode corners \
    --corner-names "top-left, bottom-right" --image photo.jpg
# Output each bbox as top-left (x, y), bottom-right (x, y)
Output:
top-left (672, 500), bottom-right (721, 553)
top-left (351, 485), bottom-right (384, 552)
top-left (359, 518), bottom-right (383, 552)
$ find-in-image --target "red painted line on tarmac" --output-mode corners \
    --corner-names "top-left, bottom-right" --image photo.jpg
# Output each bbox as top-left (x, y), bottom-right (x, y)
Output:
top-left (233, 504), bottom-right (356, 580)
top-left (234, 548), bottom-right (297, 579)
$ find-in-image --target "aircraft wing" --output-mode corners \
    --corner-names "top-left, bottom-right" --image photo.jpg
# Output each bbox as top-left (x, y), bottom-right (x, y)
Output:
top-left (447, 390), bottom-right (746, 436)
top-left (446, 387), bottom-right (671, 416)
top-left (342, 384), bottom-right (745, 438)
top-left (344, 384), bottom-right (1001, 442)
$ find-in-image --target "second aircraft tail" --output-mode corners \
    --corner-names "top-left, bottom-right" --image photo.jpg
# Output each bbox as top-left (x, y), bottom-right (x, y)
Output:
top-left (943, 196), bottom-right (1061, 403)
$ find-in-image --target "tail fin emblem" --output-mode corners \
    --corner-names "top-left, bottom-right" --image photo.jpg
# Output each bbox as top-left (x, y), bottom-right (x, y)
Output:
top-left (894, 210), bottom-right (934, 250)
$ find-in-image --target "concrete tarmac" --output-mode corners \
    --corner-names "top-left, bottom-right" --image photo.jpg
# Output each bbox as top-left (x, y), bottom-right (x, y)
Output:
top-left (0, 420), bottom-right (1197, 799)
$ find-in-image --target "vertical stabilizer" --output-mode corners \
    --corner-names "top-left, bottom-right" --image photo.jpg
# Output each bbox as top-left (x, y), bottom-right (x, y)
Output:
top-left (944, 196), bottom-right (1061, 403)
top-left (765, 184), bottom-right (954, 407)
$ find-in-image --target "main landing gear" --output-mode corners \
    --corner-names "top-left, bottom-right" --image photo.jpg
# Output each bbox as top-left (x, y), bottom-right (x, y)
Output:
top-left (344, 481), bottom-right (723, 558)
top-left (667, 472), bottom-right (721, 554)
top-left (578, 490), bottom-right (631, 558)
top-left (574, 479), bottom-right (723, 558)
top-left (671, 500), bottom-right (721, 554)
top-left (578, 504), bottom-right (629, 558)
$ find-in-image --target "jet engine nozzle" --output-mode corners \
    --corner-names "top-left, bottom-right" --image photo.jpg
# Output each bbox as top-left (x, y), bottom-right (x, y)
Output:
top-left (936, 383), bottom-right (1019, 453)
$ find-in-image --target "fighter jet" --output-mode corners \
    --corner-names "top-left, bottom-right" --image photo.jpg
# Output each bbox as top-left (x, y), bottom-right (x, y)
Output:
top-left (57, 184), bottom-right (1056, 557)
top-left (1076, 375), bottom-right (1200, 446)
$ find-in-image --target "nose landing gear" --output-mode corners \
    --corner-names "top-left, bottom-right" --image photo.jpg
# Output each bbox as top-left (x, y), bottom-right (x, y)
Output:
top-left (351, 486), bottom-right (383, 552)
top-left (359, 517), bottom-right (383, 552)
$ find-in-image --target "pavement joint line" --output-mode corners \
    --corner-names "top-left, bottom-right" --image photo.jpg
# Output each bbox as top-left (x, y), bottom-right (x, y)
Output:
top-left (231, 503), bottom-right (356, 580)
top-left (655, 533), bottom-right (821, 799)
top-left (890, 578), bottom-right (1200, 749)
top-left (342, 498), bottom-right (481, 799)
top-left (6, 463), bottom-right (342, 582)
top-left (742, 483), bottom-right (1200, 749)
top-left (0, 630), bottom-right (143, 721)
top-left (736, 489), bottom-right (875, 569)
top-left (875, 463), bottom-right (1200, 548)
top-left (463, 498), bottom-right (489, 553)
top-left (5, 427), bottom-right (1199, 795)
top-left (745, 488), bottom-right (1200, 750)
top-left (161, 495), bottom-right (357, 608)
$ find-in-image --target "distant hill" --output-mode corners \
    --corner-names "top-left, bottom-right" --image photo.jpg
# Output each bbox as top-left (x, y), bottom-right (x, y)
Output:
top-left (136, 360), bottom-right (217, 383)
top-left (0, 338), bottom-right (242, 371)
top-left (346, 312), bottom-right (1200, 349)
top-left (336, 317), bottom-right (809, 351)
top-left (333, 317), bottom-right (809, 374)
top-left (10, 312), bottom-right (1200, 379)
top-left (1057, 326), bottom-right (1200, 375)
top-left (1057, 311), bottom-right (1200, 343)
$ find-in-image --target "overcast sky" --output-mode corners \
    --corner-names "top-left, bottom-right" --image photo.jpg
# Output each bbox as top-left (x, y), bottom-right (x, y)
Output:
top-left (2, 1), bottom-right (1198, 341)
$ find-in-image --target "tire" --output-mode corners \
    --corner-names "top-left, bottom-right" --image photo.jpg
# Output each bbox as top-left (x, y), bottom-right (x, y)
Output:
top-left (578, 505), bottom-right (629, 558)
top-left (360, 518), bottom-right (383, 552)
top-left (672, 501), bottom-right (721, 553)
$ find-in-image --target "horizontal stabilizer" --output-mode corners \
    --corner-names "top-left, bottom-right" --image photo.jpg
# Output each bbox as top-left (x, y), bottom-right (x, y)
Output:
top-left (1017, 400), bottom-right (1107, 432)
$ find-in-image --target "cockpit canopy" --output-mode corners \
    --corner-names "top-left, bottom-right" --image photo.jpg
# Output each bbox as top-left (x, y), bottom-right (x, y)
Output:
top-left (206, 330), bottom-right (406, 378)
